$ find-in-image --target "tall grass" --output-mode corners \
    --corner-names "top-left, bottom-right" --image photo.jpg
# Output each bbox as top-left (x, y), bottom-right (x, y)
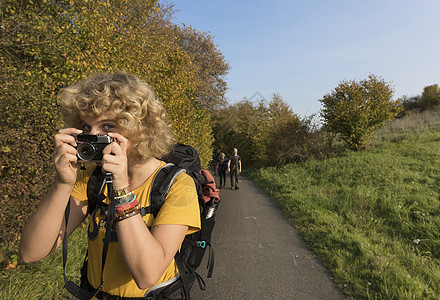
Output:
top-left (249, 110), bottom-right (440, 299)
top-left (373, 109), bottom-right (440, 144)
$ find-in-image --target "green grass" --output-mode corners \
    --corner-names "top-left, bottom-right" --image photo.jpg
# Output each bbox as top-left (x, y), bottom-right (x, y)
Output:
top-left (249, 111), bottom-right (440, 299)
top-left (1, 223), bottom-right (88, 299)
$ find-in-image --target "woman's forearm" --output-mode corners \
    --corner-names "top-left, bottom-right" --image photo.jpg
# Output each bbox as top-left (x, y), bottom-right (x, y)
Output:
top-left (116, 216), bottom-right (187, 289)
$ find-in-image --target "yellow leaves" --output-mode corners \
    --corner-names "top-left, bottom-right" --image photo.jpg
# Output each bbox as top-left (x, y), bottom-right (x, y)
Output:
top-left (3, 253), bottom-right (18, 271)
top-left (5, 4), bottom-right (16, 15)
top-left (2, 0), bottom-right (220, 176)
top-left (1, 146), bottom-right (12, 153)
top-left (6, 260), bottom-right (18, 271)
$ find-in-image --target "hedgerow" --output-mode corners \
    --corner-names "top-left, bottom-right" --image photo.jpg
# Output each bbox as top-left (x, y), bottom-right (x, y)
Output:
top-left (0, 0), bottom-right (228, 249)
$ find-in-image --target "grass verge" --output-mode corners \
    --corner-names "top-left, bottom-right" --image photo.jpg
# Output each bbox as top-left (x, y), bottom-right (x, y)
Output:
top-left (249, 112), bottom-right (440, 299)
top-left (1, 222), bottom-right (88, 299)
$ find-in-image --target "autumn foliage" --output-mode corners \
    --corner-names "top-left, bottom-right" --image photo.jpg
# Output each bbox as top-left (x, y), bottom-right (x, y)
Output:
top-left (0, 0), bottom-right (229, 245)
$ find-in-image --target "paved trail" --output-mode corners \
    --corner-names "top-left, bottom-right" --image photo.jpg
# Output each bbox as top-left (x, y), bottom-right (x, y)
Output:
top-left (192, 175), bottom-right (346, 300)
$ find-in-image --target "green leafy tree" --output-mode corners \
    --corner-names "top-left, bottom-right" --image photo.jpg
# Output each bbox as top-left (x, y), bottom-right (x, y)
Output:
top-left (212, 94), bottom-right (308, 167)
top-left (266, 93), bottom-right (302, 165)
top-left (211, 99), bottom-right (268, 165)
top-left (419, 84), bottom-right (440, 110)
top-left (400, 95), bottom-right (422, 114)
top-left (319, 74), bottom-right (401, 150)
top-left (268, 93), bottom-right (298, 129)
top-left (211, 107), bottom-right (249, 163)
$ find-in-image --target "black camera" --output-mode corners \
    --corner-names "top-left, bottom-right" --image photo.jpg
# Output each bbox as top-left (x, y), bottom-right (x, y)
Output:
top-left (74, 134), bottom-right (114, 162)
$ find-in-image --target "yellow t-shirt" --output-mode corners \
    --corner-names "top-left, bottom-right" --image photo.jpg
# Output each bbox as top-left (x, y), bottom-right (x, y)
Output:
top-left (71, 161), bottom-right (201, 297)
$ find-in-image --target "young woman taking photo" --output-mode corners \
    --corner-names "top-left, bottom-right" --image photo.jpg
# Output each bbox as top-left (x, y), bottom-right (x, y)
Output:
top-left (19, 72), bottom-right (200, 299)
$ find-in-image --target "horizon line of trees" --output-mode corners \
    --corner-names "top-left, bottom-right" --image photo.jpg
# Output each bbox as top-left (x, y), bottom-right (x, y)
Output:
top-left (399, 84), bottom-right (440, 113)
top-left (214, 75), bottom-right (439, 167)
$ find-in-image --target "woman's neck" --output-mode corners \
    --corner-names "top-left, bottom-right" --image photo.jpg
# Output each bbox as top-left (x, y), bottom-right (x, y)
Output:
top-left (127, 157), bottom-right (161, 190)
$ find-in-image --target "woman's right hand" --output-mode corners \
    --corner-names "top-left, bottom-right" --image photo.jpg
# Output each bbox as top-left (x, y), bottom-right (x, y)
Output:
top-left (53, 128), bottom-right (83, 186)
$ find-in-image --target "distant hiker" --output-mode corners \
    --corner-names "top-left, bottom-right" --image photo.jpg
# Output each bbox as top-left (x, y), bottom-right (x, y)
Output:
top-left (216, 152), bottom-right (228, 188)
top-left (227, 148), bottom-right (242, 189)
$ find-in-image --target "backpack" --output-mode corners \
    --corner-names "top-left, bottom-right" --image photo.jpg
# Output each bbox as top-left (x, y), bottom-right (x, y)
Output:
top-left (62, 143), bottom-right (220, 300)
top-left (218, 158), bottom-right (228, 171)
top-left (146, 143), bottom-right (220, 298)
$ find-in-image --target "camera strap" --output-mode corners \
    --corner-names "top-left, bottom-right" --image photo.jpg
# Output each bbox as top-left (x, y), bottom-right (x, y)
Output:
top-left (63, 172), bottom-right (115, 300)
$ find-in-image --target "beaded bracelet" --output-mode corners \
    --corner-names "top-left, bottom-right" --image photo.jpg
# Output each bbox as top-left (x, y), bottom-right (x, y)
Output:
top-left (116, 198), bottom-right (139, 213)
top-left (115, 190), bottom-right (134, 200)
top-left (115, 193), bottom-right (137, 208)
top-left (114, 208), bottom-right (141, 223)
top-left (115, 204), bottom-right (140, 218)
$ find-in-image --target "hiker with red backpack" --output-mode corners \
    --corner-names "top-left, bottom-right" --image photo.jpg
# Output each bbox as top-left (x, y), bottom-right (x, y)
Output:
top-left (19, 72), bottom-right (219, 299)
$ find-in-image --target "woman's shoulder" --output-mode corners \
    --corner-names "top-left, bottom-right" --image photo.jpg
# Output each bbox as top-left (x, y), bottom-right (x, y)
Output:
top-left (173, 170), bottom-right (195, 186)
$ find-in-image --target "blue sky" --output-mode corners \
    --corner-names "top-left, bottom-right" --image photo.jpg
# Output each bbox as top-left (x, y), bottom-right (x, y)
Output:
top-left (172, 0), bottom-right (440, 117)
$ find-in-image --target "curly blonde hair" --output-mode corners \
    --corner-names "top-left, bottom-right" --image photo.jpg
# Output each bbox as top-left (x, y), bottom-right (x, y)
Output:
top-left (59, 72), bottom-right (175, 162)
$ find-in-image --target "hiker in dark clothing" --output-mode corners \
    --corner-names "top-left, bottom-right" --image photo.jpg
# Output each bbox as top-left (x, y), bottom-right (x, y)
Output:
top-left (227, 148), bottom-right (241, 189)
top-left (215, 152), bottom-right (228, 188)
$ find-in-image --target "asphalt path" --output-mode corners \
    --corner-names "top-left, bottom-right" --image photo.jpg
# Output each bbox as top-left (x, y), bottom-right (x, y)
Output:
top-left (191, 174), bottom-right (346, 300)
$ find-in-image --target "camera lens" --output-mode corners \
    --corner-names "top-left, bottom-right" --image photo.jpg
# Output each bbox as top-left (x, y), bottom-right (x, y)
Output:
top-left (77, 142), bottom-right (96, 161)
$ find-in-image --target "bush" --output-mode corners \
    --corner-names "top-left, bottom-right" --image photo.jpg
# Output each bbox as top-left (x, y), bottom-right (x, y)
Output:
top-left (269, 115), bottom-right (338, 166)
top-left (319, 74), bottom-right (401, 150)
top-left (0, 63), bottom-right (61, 244)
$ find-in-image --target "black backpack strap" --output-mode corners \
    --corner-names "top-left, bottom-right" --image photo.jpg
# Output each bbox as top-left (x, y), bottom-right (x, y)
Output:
top-left (174, 251), bottom-right (191, 299)
top-left (149, 163), bottom-right (186, 218)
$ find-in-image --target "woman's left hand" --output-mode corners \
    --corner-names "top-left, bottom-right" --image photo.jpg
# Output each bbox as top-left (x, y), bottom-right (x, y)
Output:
top-left (101, 132), bottom-right (130, 191)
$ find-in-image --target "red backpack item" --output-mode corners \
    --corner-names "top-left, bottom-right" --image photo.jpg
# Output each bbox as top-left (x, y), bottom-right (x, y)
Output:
top-left (199, 169), bottom-right (219, 203)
